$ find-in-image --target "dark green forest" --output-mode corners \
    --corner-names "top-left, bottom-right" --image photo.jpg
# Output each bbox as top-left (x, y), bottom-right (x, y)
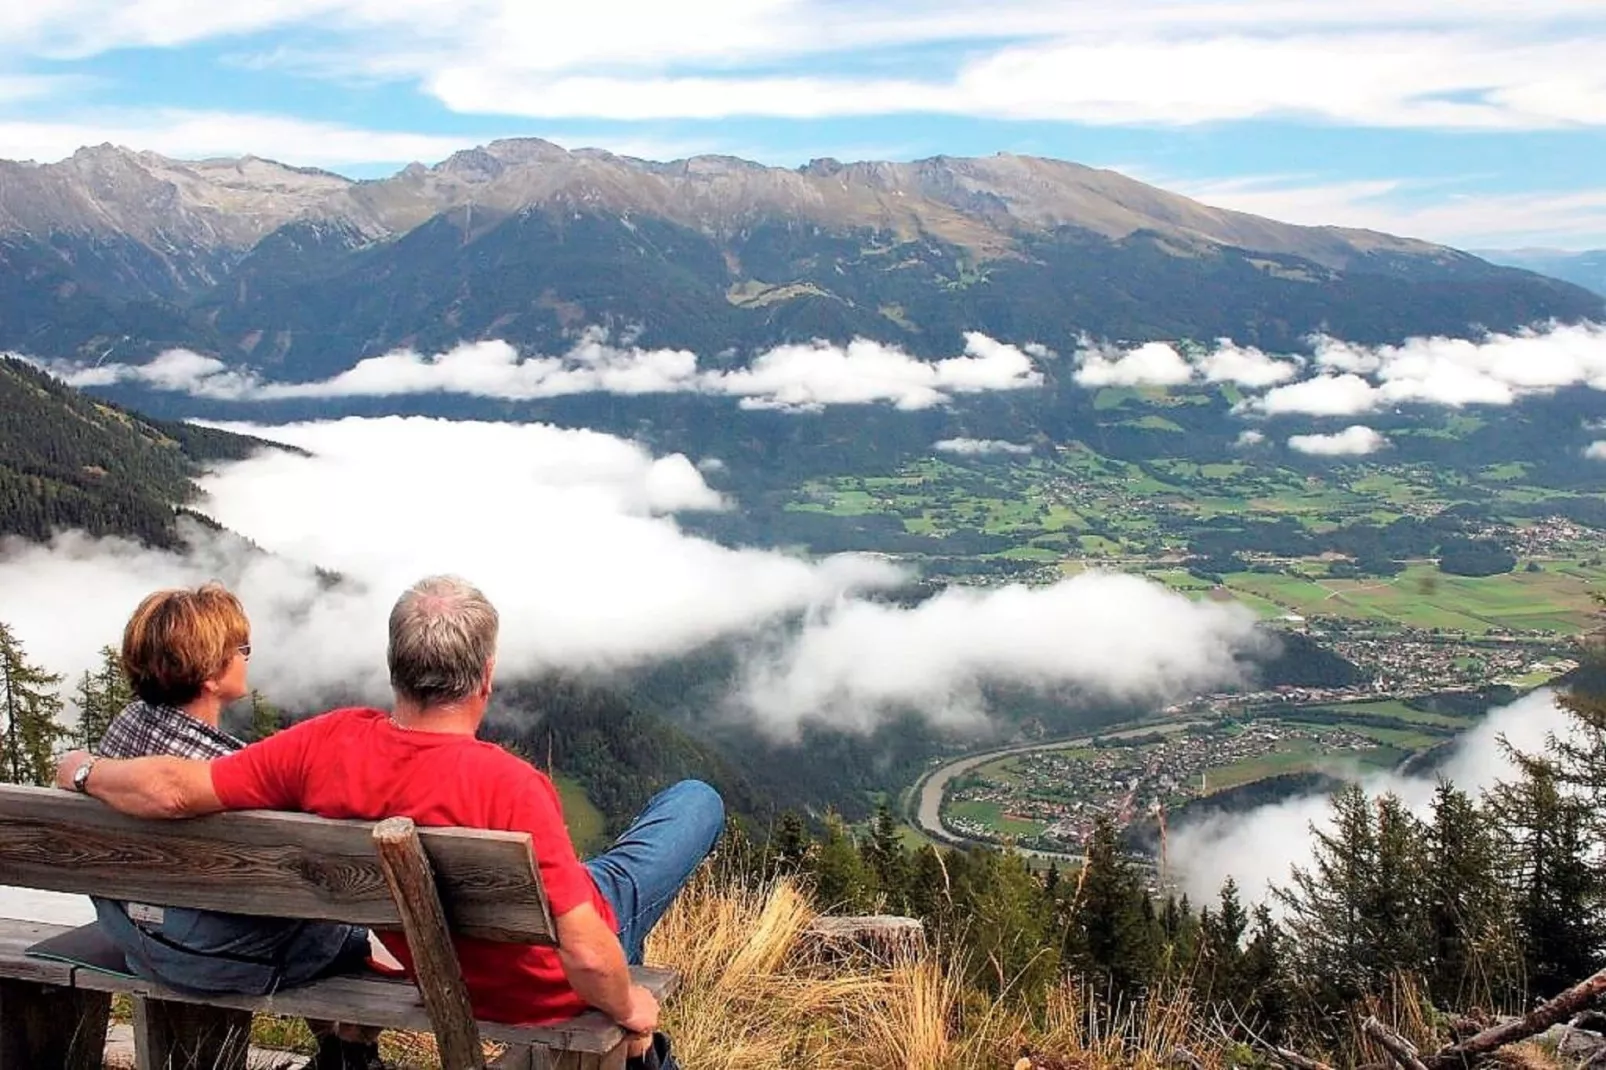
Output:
top-left (0, 355), bottom-right (288, 547)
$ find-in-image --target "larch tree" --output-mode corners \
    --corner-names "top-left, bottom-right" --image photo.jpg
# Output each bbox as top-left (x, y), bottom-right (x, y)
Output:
top-left (0, 621), bottom-right (67, 786)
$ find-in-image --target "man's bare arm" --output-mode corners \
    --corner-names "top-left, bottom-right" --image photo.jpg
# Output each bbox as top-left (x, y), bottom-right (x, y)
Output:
top-left (553, 901), bottom-right (658, 1034)
top-left (54, 749), bottom-right (223, 819)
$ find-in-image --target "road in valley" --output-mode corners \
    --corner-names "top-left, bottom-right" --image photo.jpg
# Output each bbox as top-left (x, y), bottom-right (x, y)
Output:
top-left (912, 719), bottom-right (1204, 850)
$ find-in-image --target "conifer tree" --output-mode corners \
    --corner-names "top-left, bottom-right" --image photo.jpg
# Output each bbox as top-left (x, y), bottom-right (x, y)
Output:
top-left (771, 811), bottom-right (810, 874)
top-left (861, 801), bottom-right (910, 908)
top-left (1276, 783), bottom-right (1379, 1003)
top-left (0, 622), bottom-right (66, 785)
top-left (810, 811), bottom-right (869, 910)
top-left (1534, 603), bottom-right (1606, 843)
top-left (1240, 904), bottom-right (1292, 1043)
top-left (905, 845), bottom-right (949, 921)
top-left (954, 848), bottom-right (1059, 999)
top-left (1199, 878), bottom-right (1249, 1004)
top-left (74, 645), bottom-right (129, 748)
top-left (1370, 792), bottom-right (1430, 981)
top-left (1066, 815), bottom-right (1156, 998)
top-left (1424, 781), bottom-right (1519, 1008)
top-left (1490, 760), bottom-right (1603, 995)
top-left (247, 690), bottom-right (283, 743)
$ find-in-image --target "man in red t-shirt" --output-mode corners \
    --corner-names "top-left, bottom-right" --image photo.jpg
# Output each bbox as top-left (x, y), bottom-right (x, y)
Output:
top-left (57, 576), bottom-right (724, 1058)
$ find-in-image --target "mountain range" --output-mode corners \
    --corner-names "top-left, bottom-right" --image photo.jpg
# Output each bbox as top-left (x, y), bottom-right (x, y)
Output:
top-left (1475, 248), bottom-right (1606, 297)
top-left (2, 140), bottom-right (1599, 382)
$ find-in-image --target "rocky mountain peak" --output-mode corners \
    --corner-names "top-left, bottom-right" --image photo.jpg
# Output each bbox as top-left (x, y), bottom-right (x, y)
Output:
top-left (0, 137), bottom-right (1478, 284)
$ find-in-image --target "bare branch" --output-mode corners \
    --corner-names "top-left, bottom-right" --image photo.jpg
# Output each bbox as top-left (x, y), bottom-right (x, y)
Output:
top-left (1363, 1015), bottom-right (1430, 1070)
top-left (1426, 965), bottom-right (1606, 1069)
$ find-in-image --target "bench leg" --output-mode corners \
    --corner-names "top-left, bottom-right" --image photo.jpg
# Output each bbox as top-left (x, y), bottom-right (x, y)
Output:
top-left (133, 996), bottom-right (251, 1070)
top-left (0, 979), bottom-right (111, 1070)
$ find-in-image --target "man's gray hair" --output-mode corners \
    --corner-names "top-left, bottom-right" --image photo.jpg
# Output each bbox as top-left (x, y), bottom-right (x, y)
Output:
top-left (388, 576), bottom-right (500, 708)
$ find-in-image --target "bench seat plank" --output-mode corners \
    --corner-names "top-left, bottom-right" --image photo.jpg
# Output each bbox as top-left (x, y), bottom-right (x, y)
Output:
top-left (0, 786), bottom-right (555, 944)
top-left (62, 957), bottom-right (678, 1054)
top-left (0, 919), bottom-right (76, 986)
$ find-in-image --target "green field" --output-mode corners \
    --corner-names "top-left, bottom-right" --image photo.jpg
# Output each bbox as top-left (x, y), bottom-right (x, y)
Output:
top-left (948, 800), bottom-right (1047, 839)
top-left (1204, 741), bottom-right (1329, 793)
top-left (554, 774), bottom-right (609, 854)
top-left (1212, 562), bottom-right (1606, 633)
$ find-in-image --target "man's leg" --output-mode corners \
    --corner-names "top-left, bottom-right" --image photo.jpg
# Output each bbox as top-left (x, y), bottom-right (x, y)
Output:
top-left (585, 780), bottom-right (725, 964)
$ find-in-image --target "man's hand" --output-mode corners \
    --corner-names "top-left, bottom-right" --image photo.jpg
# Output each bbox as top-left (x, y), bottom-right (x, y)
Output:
top-left (617, 983), bottom-right (659, 1035)
top-left (55, 749), bottom-right (91, 791)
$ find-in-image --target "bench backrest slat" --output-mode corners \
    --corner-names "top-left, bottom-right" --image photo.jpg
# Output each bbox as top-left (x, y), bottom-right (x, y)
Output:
top-left (0, 785), bottom-right (555, 945)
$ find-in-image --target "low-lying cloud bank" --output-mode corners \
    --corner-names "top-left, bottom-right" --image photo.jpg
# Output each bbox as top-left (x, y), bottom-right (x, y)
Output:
top-left (740, 573), bottom-right (1263, 734)
top-left (1072, 322), bottom-right (1606, 418)
top-left (1169, 689), bottom-right (1568, 909)
top-left (1248, 322), bottom-right (1606, 415)
top-left (38, 322), bottom-right (1606, 426)
top-left (1287, 425), bottom-right (1388, 456)
top-left (0, 417), bottom-right (1262, 739)
top-left (45, 330), bottom-right (1043, 413)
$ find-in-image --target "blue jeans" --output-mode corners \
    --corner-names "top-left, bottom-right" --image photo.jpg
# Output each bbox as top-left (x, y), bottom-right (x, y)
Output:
top-left (585, 780), bottom-right (725, 964)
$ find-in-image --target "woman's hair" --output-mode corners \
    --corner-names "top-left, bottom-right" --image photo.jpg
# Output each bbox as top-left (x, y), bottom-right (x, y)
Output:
top-left (121, 582), bottom-right (250, 707)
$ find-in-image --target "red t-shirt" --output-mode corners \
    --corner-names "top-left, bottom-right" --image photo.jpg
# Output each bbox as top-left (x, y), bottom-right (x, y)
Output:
top-left (210, 707), bottom-right (617, 1025)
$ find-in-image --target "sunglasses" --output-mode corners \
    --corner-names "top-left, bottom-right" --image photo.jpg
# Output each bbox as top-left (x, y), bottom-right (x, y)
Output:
top-left (237, 643), bottom-right (253, 659)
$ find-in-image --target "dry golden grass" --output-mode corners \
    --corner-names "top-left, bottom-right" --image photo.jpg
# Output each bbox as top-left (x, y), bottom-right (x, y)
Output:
top-left (646, 871), bottom-right (1232, 1070)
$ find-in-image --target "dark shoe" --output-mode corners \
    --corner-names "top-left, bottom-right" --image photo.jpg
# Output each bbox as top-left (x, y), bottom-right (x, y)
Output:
top-left (626, 1031), bottom-right (678, 1070)
top-left (297, 1034), bottom-right (392, 1070)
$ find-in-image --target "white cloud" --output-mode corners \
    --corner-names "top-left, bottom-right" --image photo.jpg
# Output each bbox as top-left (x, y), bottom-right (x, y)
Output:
top-left (1169, 690), bottom-right (1568, 907)
top-left (1074, 340), bottom-right (1300, 389)
top-left (1587, 441), bottom-right (1606, 460)
top-left (1234, 429), bottom-right (1266, 448)
top-left (933, 437), bottom-right (1033, 456)
top-left (1287, 425), bottom-right (1388, 456)
top-left (0, 418), bottom-right (843, 700)
top-left (8, 2), bottom-right (1606, 136)
top-left (0, 111), bottom-right (480, 168)
top-left (718, 332), bottom-right (1042, 411)
top-left (1255, 373), bottom-right (1383, 416)
top-left (46, 330), bottom-right (1045, 412)
top-left (1074, 341), bottom-right (1193, 387)
top-left (1197, 344), bottom-right (1302, 388)
top-left (739, 571), bottom-right (1265, 737)
top-left (1238, 322), bottom-right (1606, 416)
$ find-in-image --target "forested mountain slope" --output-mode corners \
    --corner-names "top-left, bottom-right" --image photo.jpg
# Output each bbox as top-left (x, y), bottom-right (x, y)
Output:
top-left (0, 355), bottom-right (286, 547)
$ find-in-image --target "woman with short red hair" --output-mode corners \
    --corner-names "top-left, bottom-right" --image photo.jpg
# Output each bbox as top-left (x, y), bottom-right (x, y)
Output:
top-left (87, 583), bottom-right (385, 1070)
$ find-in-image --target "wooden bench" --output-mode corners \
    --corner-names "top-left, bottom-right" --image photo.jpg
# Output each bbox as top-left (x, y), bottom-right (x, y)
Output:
top-left (0, 784), bottom-right (676, 1070)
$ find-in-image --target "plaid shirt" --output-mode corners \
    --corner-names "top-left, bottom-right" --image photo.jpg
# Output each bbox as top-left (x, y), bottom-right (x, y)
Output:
top-left (95, 699), bottom-right (244, 761)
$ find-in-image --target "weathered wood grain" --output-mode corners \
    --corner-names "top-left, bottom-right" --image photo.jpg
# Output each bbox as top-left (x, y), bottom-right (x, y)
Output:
top-left (375, 817), bottom-right (484, 1070)
top-left (0, 784), bottom-right (555, 943)
top-left (0, 979), bottom-right (110, 1070)
top-left (64, 958), bottom-right (677, 1054)
top-left (0, 918), bottom-right (77, 986)
top-left (133, 996), bottom-right (251, 1070)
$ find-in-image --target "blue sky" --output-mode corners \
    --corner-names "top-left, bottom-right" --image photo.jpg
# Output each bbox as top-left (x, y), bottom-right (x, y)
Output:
top-left (3, 0), bottom-right (1605, 248)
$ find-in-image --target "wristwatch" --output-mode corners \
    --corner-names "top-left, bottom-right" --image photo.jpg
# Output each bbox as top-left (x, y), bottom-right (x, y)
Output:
top-left (71, 756), bottom-right (98, 794)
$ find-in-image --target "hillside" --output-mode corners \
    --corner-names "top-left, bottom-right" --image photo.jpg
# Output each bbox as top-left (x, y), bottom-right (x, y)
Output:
top-left (1, 141), bottom-right (1598, 376)
top-left (0, 355), bottom-right (286, 547)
